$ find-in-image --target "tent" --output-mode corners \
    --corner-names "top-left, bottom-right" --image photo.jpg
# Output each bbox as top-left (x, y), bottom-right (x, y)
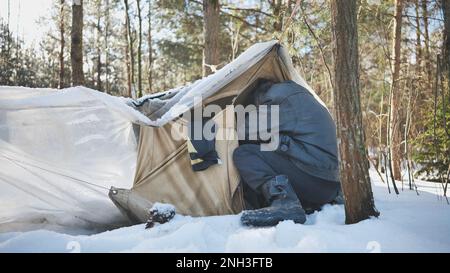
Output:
top-left (0, 41), bottom-right (325, 231)
top-left (109, 41), bottom-right (327, 223)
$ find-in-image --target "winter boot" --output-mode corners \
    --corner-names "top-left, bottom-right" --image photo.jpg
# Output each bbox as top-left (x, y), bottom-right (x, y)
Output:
top-left (240, 175), bottom-right (306, 227)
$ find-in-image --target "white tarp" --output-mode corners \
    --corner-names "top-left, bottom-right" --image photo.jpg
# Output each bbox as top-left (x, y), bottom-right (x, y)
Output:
top-left (0, 86), bottom-right (139, 233)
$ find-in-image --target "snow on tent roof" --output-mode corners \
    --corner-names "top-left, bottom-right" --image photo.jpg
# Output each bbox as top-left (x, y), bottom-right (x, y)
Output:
top-left (128, 40), bottom-right (325, 127)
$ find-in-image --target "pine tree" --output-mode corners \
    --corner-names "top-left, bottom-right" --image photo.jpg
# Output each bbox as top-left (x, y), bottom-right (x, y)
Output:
top-left (71, 0), bottom-right (85, 86)
top-left (203, 0), bottom-right (220, 76)
top-left (331, 0), bottom-right (379, 224)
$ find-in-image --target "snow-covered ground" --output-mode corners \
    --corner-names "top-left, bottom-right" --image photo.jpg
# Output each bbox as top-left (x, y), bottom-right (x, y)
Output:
top-left (0, 170), bottom-right (449, 253)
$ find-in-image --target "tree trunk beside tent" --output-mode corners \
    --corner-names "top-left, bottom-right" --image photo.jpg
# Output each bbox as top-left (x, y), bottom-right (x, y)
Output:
top-left (330, 0), bottom-right (379, 224)
top-left (58, 0), bottom-right (65, 89)
top-left (389, 0), bottom-right (403, 181)
top-left (104, 0), bottom-right (110, 94)
top-left (71, 0), bottom-right (84, 86)
top-left (95, 0), bottom-right (102, 91)
top-left (203, 0), bottom-right (220, 77)
top-left (124, 0), bottom-right (134, 98)
top-left (148, 0), bottom-right (153, 93)
top-left (124, 24), bottom-right (132, 98)
top-left (137, 0), bottom-right (143, 97)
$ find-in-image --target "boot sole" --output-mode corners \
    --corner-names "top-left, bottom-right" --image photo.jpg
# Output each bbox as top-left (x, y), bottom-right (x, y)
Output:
top-left (241, 206), bottom-right (306, 227)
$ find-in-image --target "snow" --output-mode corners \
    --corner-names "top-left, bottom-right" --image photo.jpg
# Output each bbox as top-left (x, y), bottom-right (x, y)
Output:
top-left (1, 170), bottom-right (449, 253)
top-left (151, 203), bottom-right (176, 216)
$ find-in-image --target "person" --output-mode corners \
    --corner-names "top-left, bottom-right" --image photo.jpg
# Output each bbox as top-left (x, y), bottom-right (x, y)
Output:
top-left (233, 79), bottom-right (342, 227)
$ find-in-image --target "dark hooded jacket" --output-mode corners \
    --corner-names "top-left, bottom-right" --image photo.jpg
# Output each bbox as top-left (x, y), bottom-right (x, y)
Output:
top-left (242, 80), bottom-right (340, 182)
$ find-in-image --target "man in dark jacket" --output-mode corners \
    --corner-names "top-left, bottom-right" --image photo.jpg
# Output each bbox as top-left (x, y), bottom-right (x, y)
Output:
top-left (233, 79), bottom-right (341, 227)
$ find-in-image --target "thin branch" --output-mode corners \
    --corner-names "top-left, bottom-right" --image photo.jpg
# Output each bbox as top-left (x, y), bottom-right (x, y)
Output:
top-left (300, 5), bottom-right (334, 90)
top-left (221, 10), bottom-right (268, 31)
top-left (221, 5), bottom-right (274, 17)
top-left (367, 155), bottom-right (386, 184)
top-left (189, 0), bottom-right (268, 31)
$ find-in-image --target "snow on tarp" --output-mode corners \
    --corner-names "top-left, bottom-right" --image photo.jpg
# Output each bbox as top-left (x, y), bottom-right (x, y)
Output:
top-left (0, 86), bottom-right (140, 233)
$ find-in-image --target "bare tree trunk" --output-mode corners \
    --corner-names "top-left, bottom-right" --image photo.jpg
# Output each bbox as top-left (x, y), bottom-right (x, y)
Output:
top-left (104, 0), bottom-right (110, 94)
top-left (414, 0), bottom-right (425, 116)
top-left (230, 19), bottom-right (240, 60)
top-left (422, 0), bottom-right (432, 89)
top-left (71, 0), bottom-right (84, 86)
top-left (415, 0), bottom-right (422, 67)
top-left (58, 0), bottom-right (65, 89)
top-left (14, 0), bottom-right (21, 85)
top-left (442, 0), bottom-right (450, 74)
top-left (378, 84), bottom-right (385, 173)
top-left (388, 0), bottom-right (404, 181)
top-left (331, 0), bottom-right (379, 224)
top-left (95, 0), bottom-right (102, 91)
top-left (404, 64), bottom-right (413, 190)
top-left (124, 0), bottom-right (135, 98)
top-left (7, 0), bottom-right (10, 53)
top-left (136, 0), bottom-right (143, 97)
top-left (203, 0), bottom-right (220, 76)
top-left (148, 0), bottom-right (153, 93)
top-left (162, 62), bottom-right (167, 91)
top-left (124, 21), bottom-right (132, 98)
top-left (442, 1), bottom-right (450, 188)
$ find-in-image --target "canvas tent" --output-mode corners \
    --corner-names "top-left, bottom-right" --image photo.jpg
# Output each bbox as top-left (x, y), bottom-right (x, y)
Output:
top-left (0, 41), bottom-right (326, 230)
top-left (109, 41), bottom-right (327, 223)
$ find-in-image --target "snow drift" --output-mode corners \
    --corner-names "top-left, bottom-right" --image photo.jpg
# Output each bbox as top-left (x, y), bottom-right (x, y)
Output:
top-left (1, 170), bottom-right (449, 252)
